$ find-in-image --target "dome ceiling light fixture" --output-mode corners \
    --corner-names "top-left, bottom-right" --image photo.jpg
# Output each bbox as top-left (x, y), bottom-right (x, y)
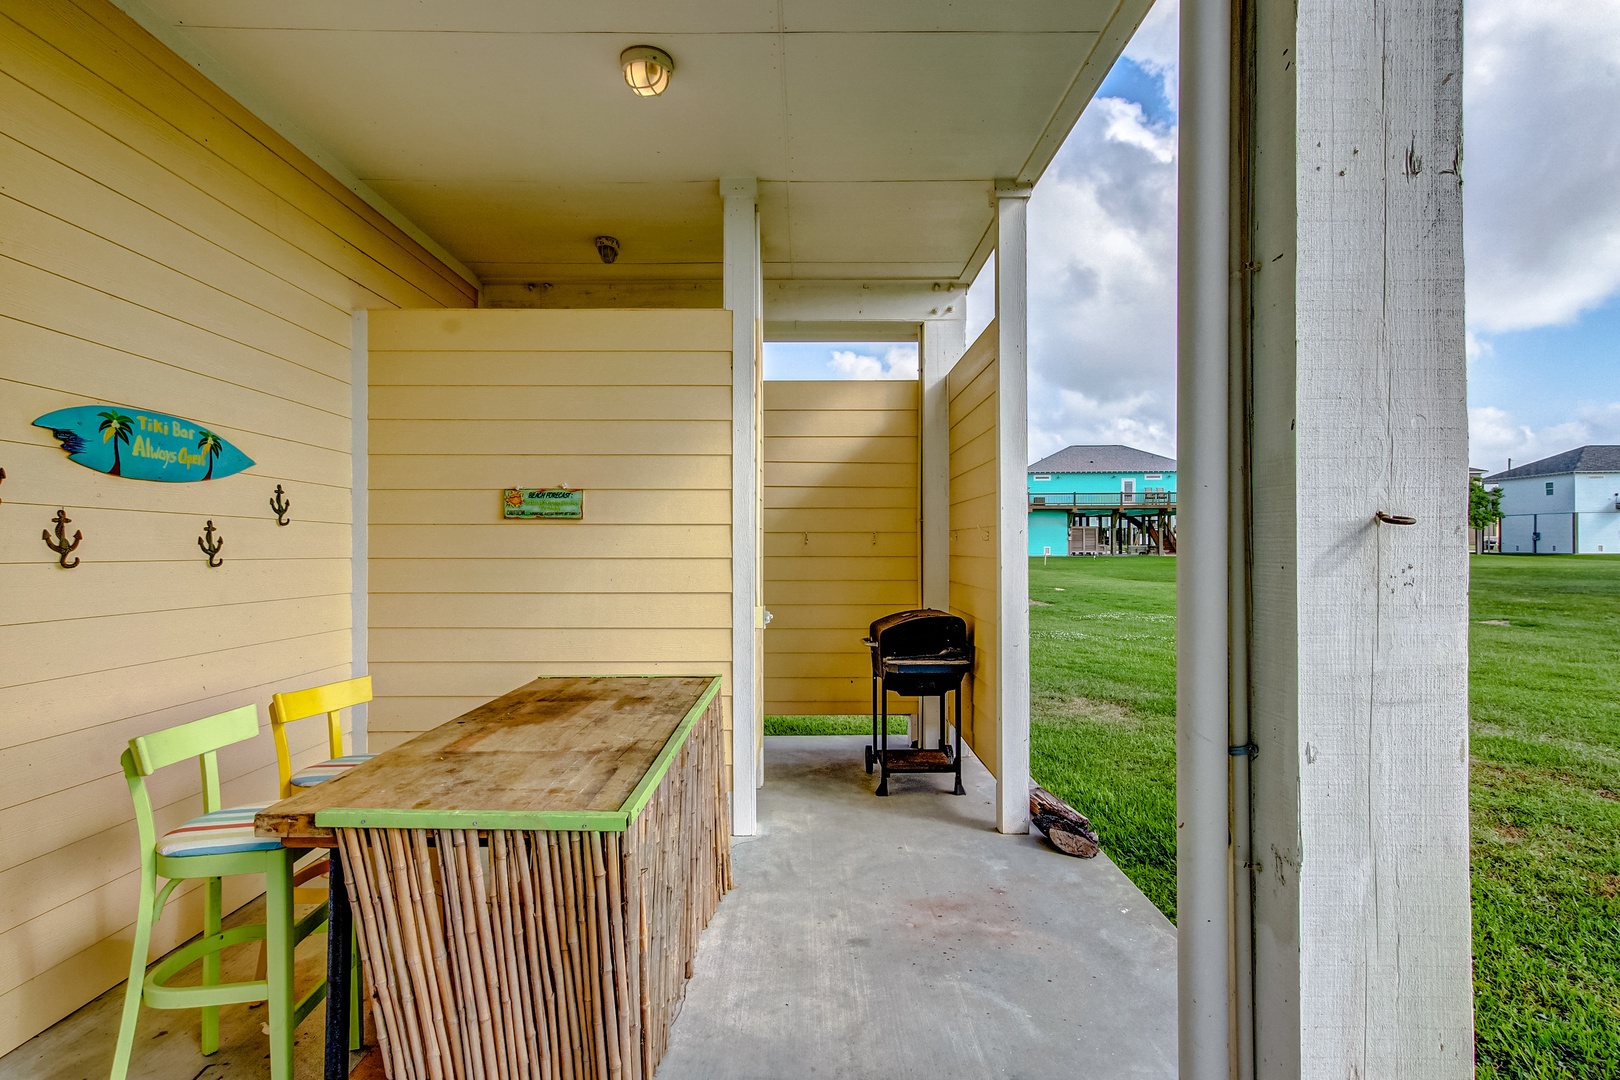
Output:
top-left (621, 46), bottom-right (674, 97)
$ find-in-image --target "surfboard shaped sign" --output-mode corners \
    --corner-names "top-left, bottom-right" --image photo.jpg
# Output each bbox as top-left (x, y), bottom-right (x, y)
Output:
top-left (33, 406), bottom-right (254, 482)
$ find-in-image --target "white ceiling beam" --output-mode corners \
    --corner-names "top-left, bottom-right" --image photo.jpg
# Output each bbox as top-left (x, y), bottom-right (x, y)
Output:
top-left (763, 280), bottom-right (967, 324)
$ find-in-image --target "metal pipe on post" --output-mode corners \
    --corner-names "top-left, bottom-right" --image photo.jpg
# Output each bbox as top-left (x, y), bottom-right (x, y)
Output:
top-left (1228, 1), bottom-right (1256, 1070)
top-left (1177, 1), bottom-right (1233, 1078)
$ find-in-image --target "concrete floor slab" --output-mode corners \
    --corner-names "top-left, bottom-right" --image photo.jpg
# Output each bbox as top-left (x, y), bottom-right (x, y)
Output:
top-left (0, 736), bottom-right (1175, 1080)
top-left (656, 736), bottom-right (1177, 1080)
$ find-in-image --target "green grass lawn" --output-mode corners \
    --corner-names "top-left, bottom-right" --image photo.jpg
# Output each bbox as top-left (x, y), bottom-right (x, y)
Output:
top-left (1467, 557), bottom-right (1620, 1077)
top-left (1028, 556), bottom-right (1179, 916)
top-left (1025, 553), bottom-right (1620, 1077)
top-left (764, 714), bottom-right (904, 736)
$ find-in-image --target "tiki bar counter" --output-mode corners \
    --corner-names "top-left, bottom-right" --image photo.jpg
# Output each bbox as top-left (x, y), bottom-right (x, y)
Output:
top-left (256, 676), bottom-right (731, 1080)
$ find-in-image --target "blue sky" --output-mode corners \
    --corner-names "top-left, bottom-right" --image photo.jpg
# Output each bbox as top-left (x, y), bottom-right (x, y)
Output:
top-left (766, 1), bottom-right (1620, 471)
top-left (1471, 294), bottom-right (1620, 461)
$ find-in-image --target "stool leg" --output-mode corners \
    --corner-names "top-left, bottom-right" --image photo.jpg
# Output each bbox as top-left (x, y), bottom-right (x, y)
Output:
top-left (265, 851), bottom-right (296, 1080)
top-left (200, 876), bottom-right (222, 1054)
top-left (349, 925), bottom-right (363, 1052)
top-left (109, 869), bottom-right (156, 1080)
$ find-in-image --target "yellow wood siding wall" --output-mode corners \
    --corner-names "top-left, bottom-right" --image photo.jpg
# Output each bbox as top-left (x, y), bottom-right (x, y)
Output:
top-left (947, 326), bottom-right (1000, 776)
top-left (366, 309), bottom-right (734, 758)
top-left (0, 0), bottom-right (474, 1054)
top-left (762, 381), bottom-right (920, 715)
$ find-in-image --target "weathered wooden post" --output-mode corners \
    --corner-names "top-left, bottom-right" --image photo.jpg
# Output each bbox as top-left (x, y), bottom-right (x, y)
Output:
top-left (1180, 0), bottom-right (1472, 1076)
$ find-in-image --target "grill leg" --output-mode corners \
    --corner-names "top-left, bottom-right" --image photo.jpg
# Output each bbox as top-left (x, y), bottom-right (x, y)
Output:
top-left (877, 687), bottom-right (890, 796)
top-left (938, 694), bottom-right (947, 751)
top-left (953, 687), bottom-right (965, 795)
top-left (866, 677), bottom-right (878, 774)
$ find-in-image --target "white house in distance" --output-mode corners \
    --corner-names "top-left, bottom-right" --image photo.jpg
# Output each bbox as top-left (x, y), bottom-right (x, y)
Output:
top-left (1485, 446), bottom-right (1620, 554)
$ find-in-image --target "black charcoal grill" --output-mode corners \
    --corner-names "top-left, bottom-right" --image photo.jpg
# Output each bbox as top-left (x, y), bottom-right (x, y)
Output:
top-left (862, 609), bottom-right (973, 796)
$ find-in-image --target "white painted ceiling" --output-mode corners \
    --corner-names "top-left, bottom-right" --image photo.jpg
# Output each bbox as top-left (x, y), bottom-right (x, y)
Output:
top-left (124, 0), bottom-right (1153, 286)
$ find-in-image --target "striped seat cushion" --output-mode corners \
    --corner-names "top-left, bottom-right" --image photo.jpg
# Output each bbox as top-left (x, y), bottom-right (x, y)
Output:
top-left (157, 805), bottom-right (280, 857)
top-left (289, 754), bottom-right (375, 788)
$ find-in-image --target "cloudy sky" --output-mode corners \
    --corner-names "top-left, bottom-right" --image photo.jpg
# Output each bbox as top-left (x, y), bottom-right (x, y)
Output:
top-left (765, 1), bottom-right (1620, 473)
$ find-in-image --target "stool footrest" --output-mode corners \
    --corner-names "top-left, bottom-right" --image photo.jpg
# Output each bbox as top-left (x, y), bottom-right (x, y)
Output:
top-left (294, 903), bottom-right (329, 944)
top-left (144, 924), bottom-right (270, 1010)
top-left (293, 974), bottom-right (328, 1028)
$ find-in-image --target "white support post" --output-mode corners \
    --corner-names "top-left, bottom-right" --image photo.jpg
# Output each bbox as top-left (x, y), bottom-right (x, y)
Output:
top-left (1241, 1), bottom-right (1472, 1077)
top-left (722, 177), bottom-right (762, 836)
top-left (919, 312), bottom-right (966, 748)
top-left (919, 314), bottom-right (965, 612)
top-left (994, 180), bottom-right (1031, 835)
top-left (350, 309), bottom-right (370, 752)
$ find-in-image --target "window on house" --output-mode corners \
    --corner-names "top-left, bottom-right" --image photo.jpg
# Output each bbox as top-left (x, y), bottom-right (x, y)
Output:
top-left (1546, 482), bottom-right (1555, 496)
top-left (1033, 474), bottom-right (1051, 482)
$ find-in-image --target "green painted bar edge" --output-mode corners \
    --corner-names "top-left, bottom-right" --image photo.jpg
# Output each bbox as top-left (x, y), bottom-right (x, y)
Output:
top-left (618, 675), bottom-right (722, 825)
top-left (312, 675), bottom-right (723, 833)
top-left (314, 807), bottom-right (628, 831)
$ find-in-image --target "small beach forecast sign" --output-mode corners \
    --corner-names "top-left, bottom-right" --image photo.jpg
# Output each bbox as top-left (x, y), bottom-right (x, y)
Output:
top-left (503, 487), bottom-right (584, 520)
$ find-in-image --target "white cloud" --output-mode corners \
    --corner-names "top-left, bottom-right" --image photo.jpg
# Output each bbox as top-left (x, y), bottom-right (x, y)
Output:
top-left (1465, 1), bottom-right (1620, 333)
top-left (1026, 51), bottom-right (1179, 465)
top-left (828, 344), bottom-right (918, 380)
top-left (1469, 402), bottom-right (1620, 472)
top-left (1124, 0), bottom-right (1179, 94)
top-left (1033, 389), bottom-right (1176, 462)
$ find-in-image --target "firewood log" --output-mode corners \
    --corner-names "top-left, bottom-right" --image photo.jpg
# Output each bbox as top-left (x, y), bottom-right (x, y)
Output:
top-left (1029, 783), bottom-right (1101, 858)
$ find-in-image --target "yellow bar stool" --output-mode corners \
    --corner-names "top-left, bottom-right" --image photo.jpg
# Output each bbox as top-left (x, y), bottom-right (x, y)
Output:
top-left (270, 675), bottom-right (375, 800)
top-left (268, 676), bottom-right (373, 1043)
top-left (111, 704), bottom-right (327, 1080)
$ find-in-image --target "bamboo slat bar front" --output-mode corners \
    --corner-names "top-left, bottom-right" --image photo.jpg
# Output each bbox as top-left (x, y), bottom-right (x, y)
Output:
top-left (258, 677), bottom-right (731, 1080)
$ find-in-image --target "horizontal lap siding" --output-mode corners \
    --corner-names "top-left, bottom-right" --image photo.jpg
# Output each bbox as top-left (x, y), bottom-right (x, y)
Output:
top-left (762, 381), bottom-right (920, 715)
top-left (947, 330), bottom-right (999, 776)
top-left (366, 308), bottom-right (735, 758)
top-left (0, 0), bottom-right (473, 1053)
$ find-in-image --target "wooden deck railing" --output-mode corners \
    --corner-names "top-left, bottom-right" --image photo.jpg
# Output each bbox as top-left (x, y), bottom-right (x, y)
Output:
top-left (1027, 491), bottom-right (1177, 510)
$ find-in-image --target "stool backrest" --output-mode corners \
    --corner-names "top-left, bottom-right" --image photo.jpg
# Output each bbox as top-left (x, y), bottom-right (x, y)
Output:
top-left (122, 703), bottom-right (261, 855)
top-left (268, 676), bottom-right (373, 798)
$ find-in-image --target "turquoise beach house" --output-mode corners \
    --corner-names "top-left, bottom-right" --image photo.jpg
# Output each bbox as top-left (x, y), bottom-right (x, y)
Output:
top-left (1027, 444), bottom-right (1178, 556)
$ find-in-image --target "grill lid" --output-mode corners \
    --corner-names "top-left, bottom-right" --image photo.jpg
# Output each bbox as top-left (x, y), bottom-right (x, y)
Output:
top-left (865, 608), bottom-right (969, 658)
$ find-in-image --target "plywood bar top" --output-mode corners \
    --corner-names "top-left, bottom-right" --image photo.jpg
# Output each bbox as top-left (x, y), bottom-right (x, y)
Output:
top-left (256, 675), bottom-right (722, 842)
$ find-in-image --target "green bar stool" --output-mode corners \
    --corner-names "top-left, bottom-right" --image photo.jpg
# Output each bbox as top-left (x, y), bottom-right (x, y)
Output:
top-left (110, 704), bottom-right (328, 1080)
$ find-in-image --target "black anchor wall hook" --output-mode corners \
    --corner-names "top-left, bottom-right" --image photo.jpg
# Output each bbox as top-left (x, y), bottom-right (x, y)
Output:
top-left (197, 520), bottom-right (224, 567)
top-left (270, 484), bottom-right (291, 526)
top-left (44, 508), bottom-right (82, 568)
